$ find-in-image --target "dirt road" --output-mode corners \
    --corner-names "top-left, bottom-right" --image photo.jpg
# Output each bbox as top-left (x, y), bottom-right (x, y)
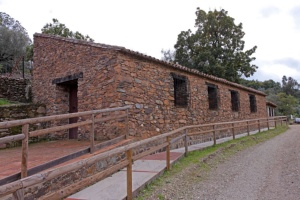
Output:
top-left (144, 125), bottom-right (300, 200)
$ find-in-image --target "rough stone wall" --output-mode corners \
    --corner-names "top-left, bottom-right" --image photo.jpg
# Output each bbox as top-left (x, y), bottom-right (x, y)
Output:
top-left (0, 76), bottom-right (31, 102)
top-left (32, 35), bottom-right (121, 140)
top-left (0, 103), bottom-right (46, 148)
top-left (32, 34), bottom-right (267, 140)
top-left (115, 53), bottom-right (267, 139)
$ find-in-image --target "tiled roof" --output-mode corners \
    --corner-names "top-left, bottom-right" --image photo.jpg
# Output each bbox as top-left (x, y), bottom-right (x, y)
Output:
top-left (266, 101), bottom-right (277, 107)
top-left (34, 33), bottom-right (267, 96)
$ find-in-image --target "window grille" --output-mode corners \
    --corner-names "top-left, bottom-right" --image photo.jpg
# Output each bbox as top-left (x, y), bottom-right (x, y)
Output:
top-left (230, 90), bottom-right (239, 112)
top-left (171, 73), bottom-right (188, 107)
top-left (249, 94), bottom-right (257, 113)
top-left (207, 84), bottom-right (218, 110)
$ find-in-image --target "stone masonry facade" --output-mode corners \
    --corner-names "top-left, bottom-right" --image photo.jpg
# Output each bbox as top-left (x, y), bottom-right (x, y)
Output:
top-left (0, 103), bottom-right (46, 148)
top-left (33, 34), bottom-right (267, 140)
top-left (0, 76), bottom-right (32, 103)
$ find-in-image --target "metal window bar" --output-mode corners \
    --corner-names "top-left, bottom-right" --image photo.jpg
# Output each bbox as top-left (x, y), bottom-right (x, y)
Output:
top-left (208, 86), bottom-right (218, 109)
top-left (174, 77), bottom-right (188, 107)
top-left (249, 94), bottom-right (257, 112)
top-left (230, 90), bottom-right (239, 111)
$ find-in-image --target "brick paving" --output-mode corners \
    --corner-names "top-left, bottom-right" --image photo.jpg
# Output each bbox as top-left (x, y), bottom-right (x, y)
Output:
top-left (0, 139), bottom-right (130, 180)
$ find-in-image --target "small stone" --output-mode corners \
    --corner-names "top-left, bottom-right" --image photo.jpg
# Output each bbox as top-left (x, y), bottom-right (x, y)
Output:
top-left (179, 120), bottom-right (187, 124)
top-left (156, 100), bottom-right (163, 105)
top-left (135, 103), bottom-right (143, 109)
top-left (156, 128), bottom-right (160, 132)
top-left (158, 119), bottom-right (164, 123)
top-left (145, 108), bottom-right (153, 114)
top-left (163, 100), bottom-right (169, 106)
top-left (135, 79), bottom-right (142, 83)
top-left (117, 88), bottom-right (126, 93)
top-left (36, 106), bottom-right (46, 114)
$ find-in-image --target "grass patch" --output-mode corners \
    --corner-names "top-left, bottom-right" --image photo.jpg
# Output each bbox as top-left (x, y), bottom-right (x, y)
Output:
top-left (0, 98), bottom-right (12, 105)
top-left (135, 125), bottom-right (288, 200)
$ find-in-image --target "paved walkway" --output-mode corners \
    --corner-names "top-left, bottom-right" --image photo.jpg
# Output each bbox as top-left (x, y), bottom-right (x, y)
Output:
top-left (67, 128), bottom-right (271, 200)
top-left (0, 140), bottom-right (91, 180)
top-left (0, 139), bottom-right (130, 182)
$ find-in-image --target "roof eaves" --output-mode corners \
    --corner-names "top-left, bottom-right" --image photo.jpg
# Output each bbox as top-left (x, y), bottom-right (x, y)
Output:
top-left (266, 101), bottom-right (277, 107)
top-left (119, 48), bottom-right (267, 96)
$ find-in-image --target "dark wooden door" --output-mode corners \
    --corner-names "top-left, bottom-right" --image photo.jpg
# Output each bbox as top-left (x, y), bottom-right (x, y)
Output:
top-left (69, 84), bottom-right (78, 139)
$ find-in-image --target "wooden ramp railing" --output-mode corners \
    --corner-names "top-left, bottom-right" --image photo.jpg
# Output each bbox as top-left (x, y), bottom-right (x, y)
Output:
top-left (0, 106), bottom-right (131, 184)
top-left (0, 111), bottom-right (288, 200)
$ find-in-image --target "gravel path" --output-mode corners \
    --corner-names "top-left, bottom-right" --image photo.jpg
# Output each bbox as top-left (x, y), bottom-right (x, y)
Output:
top-left (143, 125), bottom-right (300, 200)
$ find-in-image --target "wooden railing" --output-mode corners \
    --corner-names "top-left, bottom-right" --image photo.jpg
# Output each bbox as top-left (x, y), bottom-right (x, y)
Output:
top-left (0, 106), bottom-right (131, 183)
top-left (0, 113), bottom-right (288, 200)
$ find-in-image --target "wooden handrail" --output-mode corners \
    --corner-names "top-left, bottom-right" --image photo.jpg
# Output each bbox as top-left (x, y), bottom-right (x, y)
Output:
top-left (0, 106), bottom-right (131, 128)
top-left (0, 134), bottom-right (25, 144)
top-left (0, 115), bottom-right (288, 198)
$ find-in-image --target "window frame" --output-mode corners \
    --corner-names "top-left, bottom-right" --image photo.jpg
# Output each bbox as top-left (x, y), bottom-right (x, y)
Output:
top-left (230, 90), bottom-right (240, 112)
top-left (171, 73), bottom-right (189, 107)
top-left (207, 83), bottom-right (219, 110)
top-left (249, 94), bottom-right (257, 113)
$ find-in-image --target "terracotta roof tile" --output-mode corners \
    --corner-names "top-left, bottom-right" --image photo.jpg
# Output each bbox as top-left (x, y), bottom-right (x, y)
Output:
top-left (266, 101), bottom-right (277, 107)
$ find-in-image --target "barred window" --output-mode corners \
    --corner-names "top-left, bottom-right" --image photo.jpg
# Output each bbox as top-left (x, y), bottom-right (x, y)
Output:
top-left (249, 94), bottom-right (257, 113)
top-left (230, 90), bottom-right (239, 112)
top-left (171, 73), bottom-right (188, 107)
top-left (207, 84), bottom-right (218, 110)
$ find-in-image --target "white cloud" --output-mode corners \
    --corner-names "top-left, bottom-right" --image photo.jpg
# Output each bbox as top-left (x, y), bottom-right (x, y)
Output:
top-left (260, 6), bottom-right (280, 18)
top-left (252, 58), bottom-right (300, 82)
top-left (290, 6), bottom-right (300, 29)
top-left (1, 0), bottom-right (300, 82)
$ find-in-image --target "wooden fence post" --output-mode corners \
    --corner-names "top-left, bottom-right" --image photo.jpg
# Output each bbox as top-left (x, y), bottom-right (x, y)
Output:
top-left (184, 129), bottom-right (188, 157)
top-left (232, 123), bottom-right (235, 139)
top-left (21, 124), bottom-right (29, 178)
top-left (12, 189), bottom-right (24, 200)
top-left (275, 118), bottom-right (277, 128)
top-left (247, 121), bottom-right (250, 136)
top-left (258, 119), bottom-right (261, 133)
top-left (90, 114), bottom-right (95, 153)
top-left (125, 109), bottom-right (129, 139)
top-left (166, 136), bottom-right (171, 170)
top-left (267, 118), bottom-right (270, 130)
top-left (213, 125), bottom-right (216, 145)
top-left (286, 117), bottom-right (289, 127)
top-left (126, 149), bottom-right (133, 200)
top-left (280, 118), bottom-right (283, 126)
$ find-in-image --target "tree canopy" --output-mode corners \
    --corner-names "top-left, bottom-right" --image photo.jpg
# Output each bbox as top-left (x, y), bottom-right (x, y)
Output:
top-left (276, 92), bottom-right (298, 116)
top-left (281, 75), bottom-right (300, 97)
top-left (164, 8), bottom-right (257, 83)
top-left (240, 76), bottom-right (300, 117)
top-left (41, 18), bottom-right (94, 42)
top-left (0, 12), bottom-right (31, 73)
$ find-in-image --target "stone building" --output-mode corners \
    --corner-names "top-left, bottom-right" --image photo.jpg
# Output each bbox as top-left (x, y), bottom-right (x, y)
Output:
top-left (32, 34), bottom-right (268, 140)
top-left (266, 101), bottom-right (277, 117)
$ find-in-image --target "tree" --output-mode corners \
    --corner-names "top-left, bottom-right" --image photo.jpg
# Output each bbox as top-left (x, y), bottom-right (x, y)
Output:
top-left (161, 49), bottom-right (176, 62)
top-left (240, 79), bottom-right (282, 95)
top-left (281, 75), bottom-right (300, 97)
top-left (276, 92), bottom-right (298, 116)
top-left (0, 12), bottom-right (31, 73)
top-left (41, 19), bottom-right (94, 42)
top-left (170, 8), bottom-right (257, 83)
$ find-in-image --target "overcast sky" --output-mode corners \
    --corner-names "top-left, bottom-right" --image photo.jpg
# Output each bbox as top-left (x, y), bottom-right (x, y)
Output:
top-left (1, 0), bottom-right (300, 83)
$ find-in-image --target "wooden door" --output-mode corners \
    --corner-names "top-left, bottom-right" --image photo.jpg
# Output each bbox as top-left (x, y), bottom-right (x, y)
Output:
top-left (69, 84), bottom-right (78, 139)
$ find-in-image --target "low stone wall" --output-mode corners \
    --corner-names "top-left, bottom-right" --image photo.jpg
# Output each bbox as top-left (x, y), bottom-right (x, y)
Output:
top-left (0, 103), bottom-right (46, 148)
top-left (0, 76), bottom-right (31, 102)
